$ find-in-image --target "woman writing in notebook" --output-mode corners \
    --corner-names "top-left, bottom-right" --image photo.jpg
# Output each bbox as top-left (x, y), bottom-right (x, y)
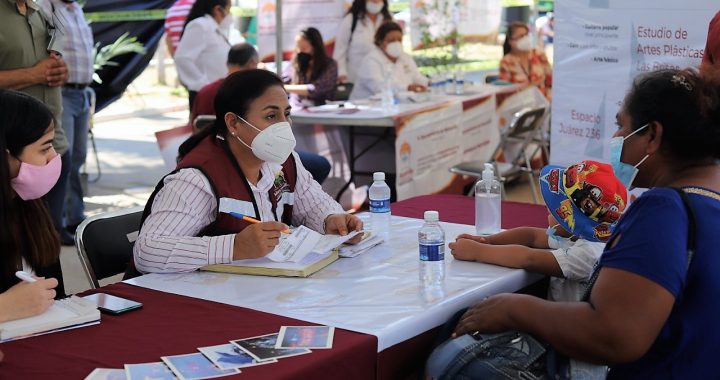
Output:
top-left (0, 90), bottom-right (64, 323)
top-left (134, 69), bottom-right (362, 273)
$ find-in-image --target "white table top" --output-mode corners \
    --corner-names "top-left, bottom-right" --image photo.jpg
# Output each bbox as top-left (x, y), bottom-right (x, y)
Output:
top-left (290, 84), bottom-right (522, 127)
top-left (126, 214), bottom-right (542, 352)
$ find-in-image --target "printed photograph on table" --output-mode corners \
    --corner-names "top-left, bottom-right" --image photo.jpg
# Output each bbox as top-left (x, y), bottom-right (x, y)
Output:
top-left (124, 362), bottom-right (175, 380)
top-left (198, 343), bottom-right (277, 370)
top-left (231, 333), bottom-right (311, 362)
top-left (85, 368), bottom-right (127, 380)
top-left (276, 326), bottom-right (335, 349)
top-left (161, 353), bottom-right (239, 380)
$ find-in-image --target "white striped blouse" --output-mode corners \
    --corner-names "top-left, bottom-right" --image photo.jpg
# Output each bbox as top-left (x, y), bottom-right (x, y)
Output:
top-left (134, 152), bottom-right (344, 273)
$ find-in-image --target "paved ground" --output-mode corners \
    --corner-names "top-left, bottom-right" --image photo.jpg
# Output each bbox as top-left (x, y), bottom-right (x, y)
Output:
top-left (60, 66), bottom-right (538, 294)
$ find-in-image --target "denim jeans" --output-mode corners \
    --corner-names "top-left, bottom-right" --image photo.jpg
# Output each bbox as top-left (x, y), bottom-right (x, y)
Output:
top-left (61, 86), bottom-right (92, 225)
top-left (297, 150), bottom-right (331, 184)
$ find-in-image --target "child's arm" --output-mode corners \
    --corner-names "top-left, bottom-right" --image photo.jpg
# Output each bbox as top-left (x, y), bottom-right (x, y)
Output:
top-left (457, 227), bottom-right (551, 249)
top-left (449, 239), bottom-right (563, 277)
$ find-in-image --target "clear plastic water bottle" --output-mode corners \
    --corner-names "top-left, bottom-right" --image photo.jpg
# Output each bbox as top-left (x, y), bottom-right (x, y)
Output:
top-left (368, 172), bottom-right (391, 235)
top-left (419, 210), bottom-right (445, 285)
top-left (475, 163), bottom-right (502, 235)
top-left (454, 69), bottom-right (465, 95)
top-left (444, 72), bottom-right (455, 95)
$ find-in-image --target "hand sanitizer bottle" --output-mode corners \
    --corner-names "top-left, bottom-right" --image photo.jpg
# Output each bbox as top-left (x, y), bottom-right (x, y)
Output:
top-left (475, 163), bottom-right (501, 235)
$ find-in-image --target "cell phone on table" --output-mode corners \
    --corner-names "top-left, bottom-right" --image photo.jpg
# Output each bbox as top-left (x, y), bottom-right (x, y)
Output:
top-left (83, 293), bottom-right (143, 315)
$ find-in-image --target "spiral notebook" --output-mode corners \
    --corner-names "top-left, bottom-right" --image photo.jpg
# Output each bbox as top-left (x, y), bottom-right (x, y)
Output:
top-left (0, 295), bottom-right (100, 342)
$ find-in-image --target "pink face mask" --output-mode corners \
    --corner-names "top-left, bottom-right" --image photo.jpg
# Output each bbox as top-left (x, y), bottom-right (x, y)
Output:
top-left (10, 154), bottom-right (62, 200)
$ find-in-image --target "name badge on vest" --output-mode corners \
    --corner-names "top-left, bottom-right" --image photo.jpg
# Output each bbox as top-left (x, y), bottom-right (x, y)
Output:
top-left (272, 171), bottom-right (294, 221)
top-left (218, 197), bottom-right (257, 218)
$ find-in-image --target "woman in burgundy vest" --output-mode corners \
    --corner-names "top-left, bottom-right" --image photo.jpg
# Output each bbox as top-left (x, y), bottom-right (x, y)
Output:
top-left (134, 70), bottom-right (362, 273)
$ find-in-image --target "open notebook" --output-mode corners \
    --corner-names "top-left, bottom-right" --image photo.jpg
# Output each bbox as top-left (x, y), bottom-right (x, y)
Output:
top-left (0, 295), bottom-right (100, 342)
top-left (201, 227), bottom-right (363, 277)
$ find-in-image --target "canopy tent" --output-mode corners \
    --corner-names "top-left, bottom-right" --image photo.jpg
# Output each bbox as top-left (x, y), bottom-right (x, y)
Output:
top-left (85, 0), bottom-right (175, 112)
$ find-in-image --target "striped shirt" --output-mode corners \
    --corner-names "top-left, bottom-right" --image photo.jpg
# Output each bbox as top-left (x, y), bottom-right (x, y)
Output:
top-left (164, 0), bottom-right (195, 56)
top-left (37, 0), bottom-right (94, 84)
top-left (134, 151), bottom-right (344, 273)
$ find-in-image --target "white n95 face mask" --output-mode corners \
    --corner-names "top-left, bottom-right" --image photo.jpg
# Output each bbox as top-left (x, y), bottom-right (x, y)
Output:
top-left (233, 114), bottom-right (296, 164)
top-left (385, 41), bottom-right (403, 58)
top-left (515, 35), bottom-right (532, 51)
top-left (366, 1), bottom-right (384, 15)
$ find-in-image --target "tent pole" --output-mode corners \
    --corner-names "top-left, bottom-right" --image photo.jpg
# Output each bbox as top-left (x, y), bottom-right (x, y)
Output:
top-left (275, 0), bottom-right (282, 75)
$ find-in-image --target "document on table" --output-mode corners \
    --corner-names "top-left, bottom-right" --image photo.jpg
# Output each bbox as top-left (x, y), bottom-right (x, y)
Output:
top-left (266, 226), bottom-right (363, 263)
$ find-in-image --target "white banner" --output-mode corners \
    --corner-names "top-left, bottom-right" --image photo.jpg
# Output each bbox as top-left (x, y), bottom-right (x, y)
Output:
top-left (257, 0), bottom-right (347, 61)
top-left (550, 0), bottom-right (717, 166)
top-left (395, 102), bottom-right (464, 200)
top-left (410, 0), bottom-right (502, 49)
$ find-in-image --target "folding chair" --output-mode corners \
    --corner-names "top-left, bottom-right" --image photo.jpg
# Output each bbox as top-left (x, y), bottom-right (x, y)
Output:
top-left (75, 207), bottom-right (144, 289)
top-left (450, 106), bottom-right (548, 203)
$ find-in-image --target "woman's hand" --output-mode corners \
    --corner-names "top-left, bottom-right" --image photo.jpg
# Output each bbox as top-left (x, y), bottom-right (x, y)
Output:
top-left (233, 221), bottom-right (288, 260)
top-left (408, 83), bottom-right (427, 92)
top-left (324, 214), bottom-right (363, 244)
top-left (453, 293), bottom-right (524, 337)
top-left (337, 75), bottom-right (348, 84)
top-left (0, 278), bottom-right (58, 323)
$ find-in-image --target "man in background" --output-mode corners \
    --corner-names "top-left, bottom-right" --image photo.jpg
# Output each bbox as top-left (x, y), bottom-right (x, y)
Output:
top-left (0, 0), bottom-right (71, 243)
top-left (38, 0), bottom-right (95, 240)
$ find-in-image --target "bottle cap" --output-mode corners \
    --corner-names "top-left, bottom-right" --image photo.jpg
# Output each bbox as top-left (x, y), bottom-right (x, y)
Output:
top-left (373, 172), bottom-right (385, 181)
top-left (482, 163), bottom-right (494, 182)
top-left (424, 210), bottom-right (439, 222)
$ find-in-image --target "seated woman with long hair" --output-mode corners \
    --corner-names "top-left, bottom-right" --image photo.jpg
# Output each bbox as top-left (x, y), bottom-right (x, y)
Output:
top-left (0, 90), bottom-right (65, 323)
top-left (284, 27), bottom-right (338, 108)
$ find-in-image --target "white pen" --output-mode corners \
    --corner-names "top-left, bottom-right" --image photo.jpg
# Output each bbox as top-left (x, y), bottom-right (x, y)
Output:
top-left (15, 271), bottom-right (37, 283)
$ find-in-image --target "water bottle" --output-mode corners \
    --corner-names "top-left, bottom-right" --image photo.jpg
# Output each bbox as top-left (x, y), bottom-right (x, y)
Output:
top-left (454, 69), bottom-right (465, 95)
top-left (368, 172), bottom-right (391, 235)
top-left (419, 210), bottom-right (445, 285)
top-left (475, 163), bottom-right (502, 235)
top-left (444, 72), bottom-right (455, 95)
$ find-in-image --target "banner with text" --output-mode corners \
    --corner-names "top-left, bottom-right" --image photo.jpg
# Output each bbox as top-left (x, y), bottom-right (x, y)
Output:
top-left (257, 0), bottom-right (346, 61)
top-left (551, 0), bottom-right (717, 166)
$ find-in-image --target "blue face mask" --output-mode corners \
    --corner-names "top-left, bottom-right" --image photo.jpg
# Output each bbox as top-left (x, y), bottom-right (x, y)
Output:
top-left (609, 123), bottom-right (650, 189)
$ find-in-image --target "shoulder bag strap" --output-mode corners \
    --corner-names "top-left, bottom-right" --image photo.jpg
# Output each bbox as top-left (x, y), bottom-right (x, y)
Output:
top-left (581, 188), bottom-right (697, 302)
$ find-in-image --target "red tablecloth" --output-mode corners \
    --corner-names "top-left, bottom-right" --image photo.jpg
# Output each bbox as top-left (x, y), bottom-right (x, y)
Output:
top-left (0, 196), bottom-right (546, 379)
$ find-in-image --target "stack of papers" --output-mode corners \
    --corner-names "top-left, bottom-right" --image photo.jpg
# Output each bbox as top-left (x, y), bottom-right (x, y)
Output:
top-left (337, 233), bottom-right (384, 258)
top-left (201, 227), bottom-right (364, 277)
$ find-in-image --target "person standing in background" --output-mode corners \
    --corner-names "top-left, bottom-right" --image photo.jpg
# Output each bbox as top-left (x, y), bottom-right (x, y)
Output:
top-left (332, 0), bottom-right (391, 84)
top-left (37, 0), bottom-right (95, 241)
top-left (0, 0), bottom-right (71, 244)
top-left (174, 0), bottom-right (233, 112)
top-left (164, 0), bottom-right (196, 57)
top-left (701, 10), bottom-right (720, 74)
